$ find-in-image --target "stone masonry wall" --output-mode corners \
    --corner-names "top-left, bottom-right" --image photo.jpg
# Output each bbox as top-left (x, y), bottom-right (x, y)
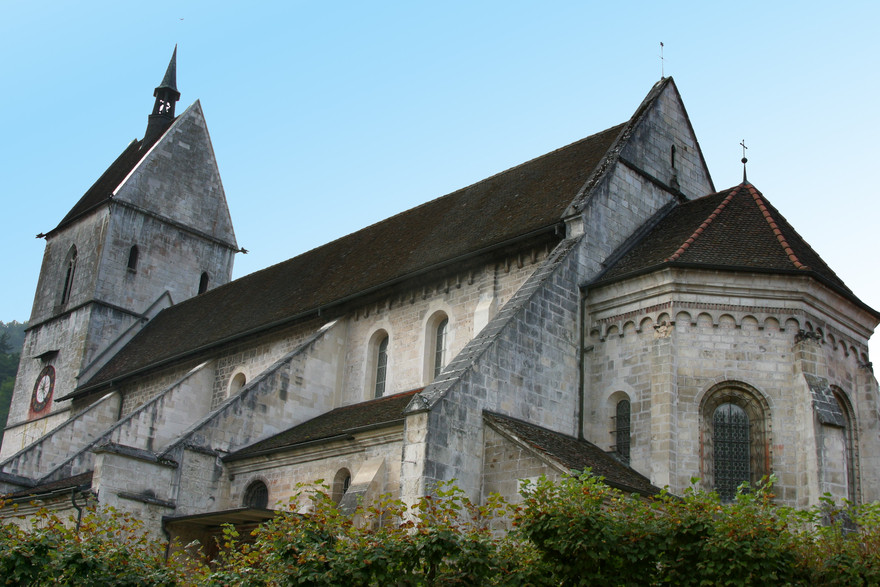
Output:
top-left (222, 429), bottom-right (403, 514)
top-left (584, 269), bottom-right (880, 506)
top-left (403, 238), bottom-right (582, 504)
top-left (619, 80), bottom-right (713, 201)
top-left (342, 246), bottom-right (549, 405)
top-left (481, 424), bottom-right (563, 505)
top-left (0, 392), bottom-right (120, 479)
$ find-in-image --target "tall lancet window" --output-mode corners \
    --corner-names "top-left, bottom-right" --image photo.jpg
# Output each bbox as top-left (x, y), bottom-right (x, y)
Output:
top-left (713, 403), bottom-right (750, 501)
top-left (60, 245), bottom-right (78, 306)
top-left (433, 318), bottom-right (448, 379)
top-left (374, 335), bottom-right (388, 398)
top-left (615, 399), bottom-right (631, 464)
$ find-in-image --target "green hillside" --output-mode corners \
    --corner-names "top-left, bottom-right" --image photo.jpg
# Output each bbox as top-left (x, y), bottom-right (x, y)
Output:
top-left (0, 320), bottom-right (26, 447)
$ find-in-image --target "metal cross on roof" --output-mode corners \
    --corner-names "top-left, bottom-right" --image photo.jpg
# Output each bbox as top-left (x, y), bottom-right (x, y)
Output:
top-left (740, 139), bottom-right (749, 183)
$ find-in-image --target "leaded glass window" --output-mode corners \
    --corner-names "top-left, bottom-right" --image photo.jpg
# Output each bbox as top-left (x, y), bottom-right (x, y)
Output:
top-left (615, 399), bottom-right (631, 464)
top-left (714, 403), bottom-right (750, 501)
top-left (433, 318), bottom-right (448, 379)
top-left (375, 335), bottom-right (388, 397)
top-left (243, 481), bottom-right (268, 509)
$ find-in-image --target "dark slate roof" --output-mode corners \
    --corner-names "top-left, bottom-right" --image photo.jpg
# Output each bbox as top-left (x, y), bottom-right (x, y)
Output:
top-left (4, 471), bottom-right (93, 499)
top-left (594, 182), bottom-right (869, 307)
top-left (80, 122), bottom-right (626, 392)
top-left (484, 412), bottom-right (659, 496)
top-left (50, 134), bottom-right (165, 235)
top-left (224, 389), bottom-right (420, 461)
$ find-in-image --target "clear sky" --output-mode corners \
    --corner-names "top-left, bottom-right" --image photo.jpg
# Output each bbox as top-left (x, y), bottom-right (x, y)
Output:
top-left (2, 2), bottom-right (878, 354)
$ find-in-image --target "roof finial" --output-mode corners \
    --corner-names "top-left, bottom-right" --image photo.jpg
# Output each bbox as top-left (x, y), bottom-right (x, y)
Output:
top-left (660, 42), bottom-right (665, 79)
top-left (740, 139), bottom-right (749, 183)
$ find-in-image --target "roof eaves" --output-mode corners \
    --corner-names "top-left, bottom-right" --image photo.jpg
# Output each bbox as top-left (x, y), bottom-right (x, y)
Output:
top-left (588, 262), bottom-right (880, 320)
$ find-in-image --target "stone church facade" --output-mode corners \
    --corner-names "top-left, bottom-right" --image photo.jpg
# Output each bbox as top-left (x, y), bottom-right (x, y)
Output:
top-left (2, 51), bottom-right (878, 542)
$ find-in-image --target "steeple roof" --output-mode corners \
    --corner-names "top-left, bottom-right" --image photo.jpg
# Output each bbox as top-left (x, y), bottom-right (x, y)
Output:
top-left (154, 45), bottom-right (178, 96)
top-left (594, 182), bottom-right (872, 312)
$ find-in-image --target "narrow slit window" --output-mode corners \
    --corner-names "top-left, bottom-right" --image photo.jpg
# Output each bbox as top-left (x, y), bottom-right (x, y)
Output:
top-left (615, 399), bottom-right (631, 464)
top-left (198, 272), bottom-right (209, 294)
top-left (433, 318), bottom-right (448, 379)
top-left (127, 245), bottom-right (139, 272)
top-left (374, 335), bottom-right (388, 398)
top-left (60, 246), bottom-right (78, 305)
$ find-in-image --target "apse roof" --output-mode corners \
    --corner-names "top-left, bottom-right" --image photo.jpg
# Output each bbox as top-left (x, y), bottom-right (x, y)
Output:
top-left (594, 182), bottom-right (873, 314)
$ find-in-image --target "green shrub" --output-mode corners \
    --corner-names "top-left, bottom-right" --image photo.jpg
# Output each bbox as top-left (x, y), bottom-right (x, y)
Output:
top-left (6, 475), bottom-right (880, 586)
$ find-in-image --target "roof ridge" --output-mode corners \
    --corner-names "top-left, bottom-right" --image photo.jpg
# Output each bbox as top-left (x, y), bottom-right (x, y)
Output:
top-left (665, 185), bottom-right (740, 262)
top-left (745, 184), bottom-right (809, 270)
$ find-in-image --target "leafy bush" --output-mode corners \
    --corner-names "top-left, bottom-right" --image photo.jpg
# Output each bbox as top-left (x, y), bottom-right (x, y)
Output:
top-left (5, 474), bottom-right (880, 586)
top-left (0, 502), bottom-right (192, 586)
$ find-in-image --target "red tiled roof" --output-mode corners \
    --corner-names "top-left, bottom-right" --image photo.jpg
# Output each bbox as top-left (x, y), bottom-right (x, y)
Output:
top-left (595, 183), bottom-right (871, 312)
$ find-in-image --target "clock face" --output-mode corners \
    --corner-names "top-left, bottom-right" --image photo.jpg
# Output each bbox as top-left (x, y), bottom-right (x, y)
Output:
top-left (31, 366), bottom-right (55, 413)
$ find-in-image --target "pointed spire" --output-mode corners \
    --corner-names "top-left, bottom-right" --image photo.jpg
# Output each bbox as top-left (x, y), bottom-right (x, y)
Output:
top-left (740, 139), bottom-right (749, 184)
top-left (154, 44), bottom-right (179, 97)
top-left (144, 46), bottom-right (181, 146)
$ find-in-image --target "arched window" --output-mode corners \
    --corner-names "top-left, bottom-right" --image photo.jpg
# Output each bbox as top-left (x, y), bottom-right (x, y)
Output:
top-left (243, 480), bottom-right (269, 509)
top-left (332, 468), bottom-right (352, 504)
top-left (433, 318), bottom-right (448, 378)
top-left (833, 388), bottom-right (859, 503)
top-left (615, 399), bottom-right (631, 464)
top-left (374, 335), bottom-right (388, 398)
top-left (198, 272), bottom-right (209, 294)
top-left (60, 245), bottom-right (78, 305)
top-left (127, 245), bottom-right (139, 272)
top-left (228, 372), bottom-right (247, 397)
top-left (701, 383), bottom-right (770, 502)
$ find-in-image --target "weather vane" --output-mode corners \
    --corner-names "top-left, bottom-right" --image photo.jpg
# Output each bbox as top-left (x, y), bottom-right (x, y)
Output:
top-left (740, 139), bottom-right (749, 183)
top-left (660, 42), bottom-right (665, 78)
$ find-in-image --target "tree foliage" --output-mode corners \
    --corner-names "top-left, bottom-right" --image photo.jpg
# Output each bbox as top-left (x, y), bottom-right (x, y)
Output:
top-left (4, 474), bottom-right (880, 586)
top-left (0, 503), bottom-right (189, 586)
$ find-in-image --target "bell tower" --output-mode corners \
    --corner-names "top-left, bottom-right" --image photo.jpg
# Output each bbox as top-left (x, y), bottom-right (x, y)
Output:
top-left (144, 46), bottom-right (180, 145)
top-left (0, 47), bottom-right (238, 459)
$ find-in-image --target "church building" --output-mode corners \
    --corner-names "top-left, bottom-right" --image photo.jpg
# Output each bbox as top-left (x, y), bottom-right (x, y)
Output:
top-left (2, 50), bottom-right (878, 544)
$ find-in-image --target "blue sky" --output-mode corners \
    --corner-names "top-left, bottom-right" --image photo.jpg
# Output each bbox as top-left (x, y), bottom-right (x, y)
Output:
top-left (2, 2), bottom-right (879, 353)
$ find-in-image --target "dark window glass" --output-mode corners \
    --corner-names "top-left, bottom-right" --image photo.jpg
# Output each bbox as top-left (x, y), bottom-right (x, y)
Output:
top-left (243, 481), bottom-right (269, 509)
top-left (615, 399), bottom-right (631, 464)
top-left (60, 246), bottom-right (78, 305)
top-left (714, 403), bottom-right (750, 501)
top-left (375, 335), bottom-right (388, 398)
top-left (433, 318), bottom-right (448, 379)
top-left (127, 245), bottom-right (139, 272)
